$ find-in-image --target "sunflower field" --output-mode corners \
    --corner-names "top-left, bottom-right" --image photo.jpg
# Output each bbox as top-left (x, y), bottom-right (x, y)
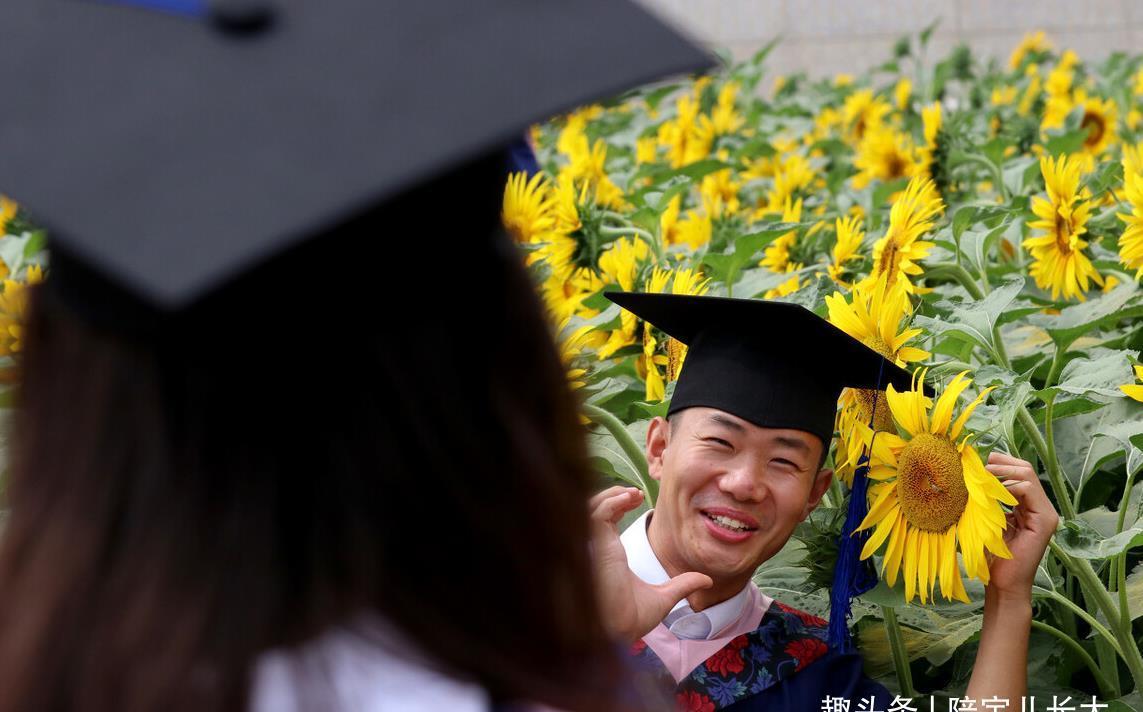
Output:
top-left (504, 30), bottom-right (1143, 709)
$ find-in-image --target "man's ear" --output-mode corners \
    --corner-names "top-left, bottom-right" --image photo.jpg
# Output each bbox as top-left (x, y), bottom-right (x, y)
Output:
top-left (646, 416), bottom-right (670, 482)
top-left (802, 468), bottom-right (834, 520)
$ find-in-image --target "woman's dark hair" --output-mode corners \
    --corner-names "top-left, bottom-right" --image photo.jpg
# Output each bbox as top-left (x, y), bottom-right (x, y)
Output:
top-left (0, 153), bottom-right (626, 712)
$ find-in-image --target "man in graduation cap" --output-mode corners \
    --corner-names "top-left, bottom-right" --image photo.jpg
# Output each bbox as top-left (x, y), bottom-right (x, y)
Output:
top-left (590, 292), bottom-right (1059, 711)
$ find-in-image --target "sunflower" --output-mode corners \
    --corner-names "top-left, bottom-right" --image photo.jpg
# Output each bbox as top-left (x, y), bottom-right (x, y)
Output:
top-left (0, 196), bottom-right (17, 234)
top-left (758, 197), bottom-right (802, 270)
top-left (855, 371), bottom-right (1016, 603)
top-left (557, 138), bottom-right (628, 211)
top-left (1024, 154), bottom-right (1104, 301)
top-left (764, 263), bottom-right (804, 299)
top-left (502, 172), bottom-right (555, 244)
top-left (1075, 92), bottom-right (1117, 159)
top-left (762, 154), bottom-right (816, 214)
top-left (1122, 365), bottom-right (1143, 403)
top-left (852, 126), bottom-right (923, 189)
top-left (1009, 31), bottom-right (1051, 70)
top-left (894, 78), bottom-right (912, 111)
top-left (596, 238), bottom-right (651, 359)
top-left (700, 168), bottom-right (741, 219)
top-left (843, 89), bottom-right (892, 142)
top-left (1117, 164), bottom-right (1143, 280)
top-left (827, 215), bottom-right (865, 285)
top-left (657, 94), bottom-right (712, 168)
top-left (636, 267), bottom-right (710, 400)
top-left (674, 209), bottom-right (713, 250)
top-left (0, 265), bottom-right (45, 360)
top-left (860, 176), bottom-right (944, 295)
top-left (826, 278), bottom-right (929, 485)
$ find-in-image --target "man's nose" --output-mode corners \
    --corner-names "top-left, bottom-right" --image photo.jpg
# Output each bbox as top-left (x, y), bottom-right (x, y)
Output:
top-left (717, 462), bottom-right (766, 502)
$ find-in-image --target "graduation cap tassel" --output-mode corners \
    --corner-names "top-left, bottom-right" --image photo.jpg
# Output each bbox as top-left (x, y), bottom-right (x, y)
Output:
top-left (827, 359), bottom-right (887, 653)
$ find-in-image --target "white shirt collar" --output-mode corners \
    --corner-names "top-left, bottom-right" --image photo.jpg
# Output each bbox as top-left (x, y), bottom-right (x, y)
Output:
top-left (619, 509), bottom-right (752, 639)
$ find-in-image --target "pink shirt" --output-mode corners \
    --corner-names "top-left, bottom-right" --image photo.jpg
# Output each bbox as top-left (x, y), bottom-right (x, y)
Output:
top-left (619, 510), bottom-right (773, 683)
top-left (643, 583), bottom-right (770, 682)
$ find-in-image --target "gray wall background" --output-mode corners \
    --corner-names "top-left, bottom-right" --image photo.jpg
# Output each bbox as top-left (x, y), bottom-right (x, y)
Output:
top-left (635, 0), bottom-right (1143, 80)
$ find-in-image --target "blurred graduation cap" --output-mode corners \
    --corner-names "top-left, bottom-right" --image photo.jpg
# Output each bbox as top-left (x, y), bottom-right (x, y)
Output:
top-left (0, 0), bottom-right (712, 313)
top-left (604, 290), bottom-right (921, 652)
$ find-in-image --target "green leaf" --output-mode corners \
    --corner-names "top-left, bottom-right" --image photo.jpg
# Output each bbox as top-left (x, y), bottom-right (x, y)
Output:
top-left (974, 365), bottom-right (1033, 451)
top-left (1036, 348), bottom-right (1137, 403)
top-left (1055, 516), bottom-right (1143, 560)
top-left (1094, 416), bottom-right (1143, 478)
top-left (701, 222), bottom-right (805, 290)
top-left (919, 19), bottom-right (939, 48)
top-left (951, 205), bottom-right (978, 242)
top-left (1043, 128), bottom-right (1088, 157)
top-left (587, 434), bottom-right (643, 488)
top-left (21, 230), bottom-right (46, 260)
top-left (732, 267), bottom-right (811, 299)
top-left (920, 275), bottom-right (1025, 352)
top-left (1030, 281), bottom-right (1143, 349)
top-left (1122, 563), bottom-right (1143, 621)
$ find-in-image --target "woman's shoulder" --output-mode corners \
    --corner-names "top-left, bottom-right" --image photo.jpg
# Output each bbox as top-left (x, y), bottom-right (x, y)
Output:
top-left (249, 613), bottom-right (491, 712)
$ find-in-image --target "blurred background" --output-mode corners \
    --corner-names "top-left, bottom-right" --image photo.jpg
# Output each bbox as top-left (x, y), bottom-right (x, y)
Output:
top-left (635, 0), bottom-right (1143, 79)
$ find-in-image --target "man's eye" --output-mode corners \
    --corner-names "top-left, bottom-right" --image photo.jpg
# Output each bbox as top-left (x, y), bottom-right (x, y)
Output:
top-left (705, 437), bottom-right (733, 448)
top-left (772, 458), bottom-right (798, 469)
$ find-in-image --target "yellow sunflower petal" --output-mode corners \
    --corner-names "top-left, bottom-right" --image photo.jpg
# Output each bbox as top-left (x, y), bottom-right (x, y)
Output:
top-left (886, 383), bottom-right (927, 436)
top-left (930, 371), bottom-right (972, 436)
top-left (860, 505), bottom-right (901, 559)
top-left (883, 512), bottom-right (907, 585)
top-left (950, 386), bottom-right (996, 441)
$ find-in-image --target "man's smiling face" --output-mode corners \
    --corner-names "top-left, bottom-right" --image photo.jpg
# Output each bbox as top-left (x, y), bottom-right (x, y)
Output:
top-left (645, 407), bottom-right (833, 599)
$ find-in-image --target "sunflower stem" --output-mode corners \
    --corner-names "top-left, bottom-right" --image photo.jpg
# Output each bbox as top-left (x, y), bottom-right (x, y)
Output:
top-left (881, 606), bottom-right (917, 699)
top-left (1045, 344), bottom-right (1066, 389)
top-left (1015, 406), bottom-right (1076, 520)
top-left (580, 403), bottom-right (657, 506)
top-left (957, 153), bottom-right (1010, 202)
top-left (1029, 620), bottom-right (1116, 699)
top-left (1036, 584), bottom-right (1122, 656)
top-left (1116, 553), bottom-right (1131, 641)
top-left (928, 262), bottom-right (985, 300)
top-left (1049, 540), bottom-right (1143, 695)
top-left (1042, 395), bottom-right (1073, 517)
top-left (1114, 457), bottom-right (1139, 536)
top-left (600, 224), bottom-right (656, 246)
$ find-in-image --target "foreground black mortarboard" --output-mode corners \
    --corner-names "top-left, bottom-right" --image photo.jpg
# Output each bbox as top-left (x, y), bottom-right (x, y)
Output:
top-left (0, 0), bottom-right (711, 311)
top-left (604, 291), bottom-right (916, 447)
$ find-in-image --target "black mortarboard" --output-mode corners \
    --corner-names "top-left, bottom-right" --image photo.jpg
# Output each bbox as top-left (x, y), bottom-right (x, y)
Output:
top-left (0, 0), bottom-right (711, 312)
top-left (604, 292), bottom-right (916, 448)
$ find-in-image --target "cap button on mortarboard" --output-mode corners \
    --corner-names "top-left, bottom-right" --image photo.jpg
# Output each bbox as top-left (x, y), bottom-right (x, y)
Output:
top-left (209, 0), bottom-right (276, 36)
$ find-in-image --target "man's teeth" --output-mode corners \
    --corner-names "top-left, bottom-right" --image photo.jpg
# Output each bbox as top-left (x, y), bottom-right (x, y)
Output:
top-left (707, 513), bottom-right (751, 531)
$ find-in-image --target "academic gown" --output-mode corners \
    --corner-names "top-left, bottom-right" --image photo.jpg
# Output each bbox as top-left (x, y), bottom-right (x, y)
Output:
top-left (627, 600), bottom-right (892, 712)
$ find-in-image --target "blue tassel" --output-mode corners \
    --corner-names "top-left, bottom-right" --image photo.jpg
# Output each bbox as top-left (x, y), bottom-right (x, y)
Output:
top-left (827, 453), bottom-right (878, 653)
top-left (827, 359), bottom-right (887, 653)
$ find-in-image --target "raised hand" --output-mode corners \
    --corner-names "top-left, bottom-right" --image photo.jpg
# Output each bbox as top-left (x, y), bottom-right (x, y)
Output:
top-left (983, 451), bottom-right (1060, 600)
top-left (589, 486), bottom-right (713, 643)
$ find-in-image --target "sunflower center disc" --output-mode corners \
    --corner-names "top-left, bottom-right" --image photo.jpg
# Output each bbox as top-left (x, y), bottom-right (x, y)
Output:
top-left (896, 432), bottom-right (967, 531)
top-left (1081, 111), bottom-right (1106, 148)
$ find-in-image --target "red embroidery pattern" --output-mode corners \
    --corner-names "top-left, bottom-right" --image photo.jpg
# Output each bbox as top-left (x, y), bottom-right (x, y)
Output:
top-left (627, 599), bottom-right (833, 710)
top-left (676, 690), bottom-right (715, 712)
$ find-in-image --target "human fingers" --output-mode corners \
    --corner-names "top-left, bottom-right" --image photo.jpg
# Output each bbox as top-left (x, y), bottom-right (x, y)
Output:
top-left (590, 485), bottom-right (636, 511)
top-left (985, 463), bottom-right (1037, 481)
top-left (651, 572), bottom-right (713, 615)
top-left (987, 451), bottom-right (1033, 469)
top-left (590, 487), bottom-right (645, 527)
top-left (1001, 480), bottom-right (1059, 534)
